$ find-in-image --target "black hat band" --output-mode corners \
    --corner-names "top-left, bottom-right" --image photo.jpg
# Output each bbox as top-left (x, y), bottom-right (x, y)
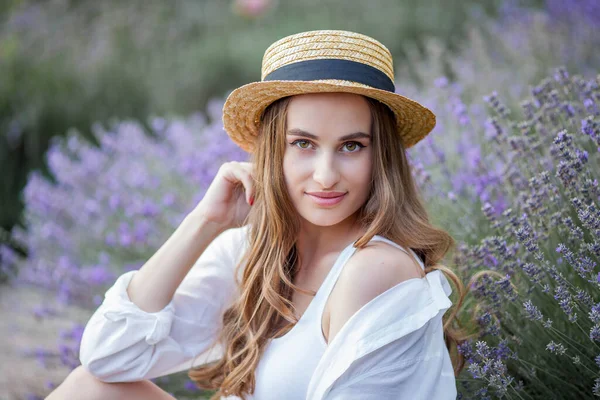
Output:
top-left (263, 58), bottom-right (395, 92)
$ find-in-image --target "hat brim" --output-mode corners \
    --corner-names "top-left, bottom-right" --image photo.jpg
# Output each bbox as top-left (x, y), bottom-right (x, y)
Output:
top-left (222, 79), bottom-right (436, 153)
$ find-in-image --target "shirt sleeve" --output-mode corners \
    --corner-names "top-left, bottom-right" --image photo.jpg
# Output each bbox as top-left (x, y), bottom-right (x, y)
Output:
top-left (79, 226), bottom-right (248, 382)
top-left (308, 270), bottom-right (457, 400)
top-left (323, 321), bottom-right (458, 400)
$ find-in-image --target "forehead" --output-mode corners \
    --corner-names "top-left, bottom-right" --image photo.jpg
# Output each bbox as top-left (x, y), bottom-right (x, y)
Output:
top-left (286, 93), bottom-right (372, 133)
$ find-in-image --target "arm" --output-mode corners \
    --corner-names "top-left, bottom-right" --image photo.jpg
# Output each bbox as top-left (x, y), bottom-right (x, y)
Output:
top-left (325, 322), bottom-right (457, 400)
top-left (79, 218), bottom-right (248, 382)
top-left (125, 213), bottom-right (224, 313)
top-left (79, 160), bottom-right (256, 382)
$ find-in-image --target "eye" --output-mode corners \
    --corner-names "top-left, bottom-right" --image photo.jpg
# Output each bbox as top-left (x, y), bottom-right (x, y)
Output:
top-left (289, 139), bottom-right (366, 152)
top-left (291, 139), bottom-right (313, 149)
top-left (342, 141), bottom-right (365, 153)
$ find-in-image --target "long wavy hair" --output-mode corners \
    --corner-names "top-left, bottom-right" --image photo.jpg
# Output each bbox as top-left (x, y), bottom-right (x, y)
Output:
top-left (188, 94), bottom-right (470, 399)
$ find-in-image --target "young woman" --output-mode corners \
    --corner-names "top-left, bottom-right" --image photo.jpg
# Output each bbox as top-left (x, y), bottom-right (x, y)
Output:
top-left (48, 30), bottom-right (467, 400)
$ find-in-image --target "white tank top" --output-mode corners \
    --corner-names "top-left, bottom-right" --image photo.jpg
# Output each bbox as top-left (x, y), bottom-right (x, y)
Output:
top-left (250, 235), bottom-right (416, 399)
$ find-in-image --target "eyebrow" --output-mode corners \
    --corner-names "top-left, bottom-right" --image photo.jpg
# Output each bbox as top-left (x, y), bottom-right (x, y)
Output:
top-left (287, 128), bottom-right (371, 141)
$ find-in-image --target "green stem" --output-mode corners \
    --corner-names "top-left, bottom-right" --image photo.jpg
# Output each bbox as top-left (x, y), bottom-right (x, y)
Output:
top-left (517, 358), bottom-right (587, 397)
top-left (549, 326), bottom-right (596, 361)
top-left (575, 320), bottom-right (600, 351)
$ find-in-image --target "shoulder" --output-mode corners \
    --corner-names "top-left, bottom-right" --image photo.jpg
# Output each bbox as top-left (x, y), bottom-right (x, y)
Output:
top-left (326, 240), bottom-right (425, 343)
top-left (345, 240), bottom-right (426, 287)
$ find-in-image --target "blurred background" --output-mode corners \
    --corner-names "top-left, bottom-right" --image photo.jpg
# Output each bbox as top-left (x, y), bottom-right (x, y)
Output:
top-left (1, 0), bottom-right (600, 399)
top-left (2, 0), bottom-right (508, 238)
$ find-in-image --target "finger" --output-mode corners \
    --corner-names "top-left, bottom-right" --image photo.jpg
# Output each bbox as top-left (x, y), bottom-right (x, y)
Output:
top-left (238, 163), bottom-right (256, 203)
top-left (225, 166), bottom-right (254, 205)
top-left (239, 162), bottom-right (255, 176)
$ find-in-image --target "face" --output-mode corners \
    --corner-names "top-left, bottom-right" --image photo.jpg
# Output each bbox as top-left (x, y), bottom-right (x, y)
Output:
top-left (283, 92), bottom-right (373, 228)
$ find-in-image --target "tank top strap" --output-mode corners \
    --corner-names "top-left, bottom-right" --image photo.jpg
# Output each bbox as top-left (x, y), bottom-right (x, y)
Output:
top-left (307, 236), bottom-right (425, 325)
top-left (306, 242), bottom-right (360, 321)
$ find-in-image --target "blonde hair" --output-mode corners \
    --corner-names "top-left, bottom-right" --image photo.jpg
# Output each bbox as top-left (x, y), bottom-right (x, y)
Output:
top-left (188, 95), bottom-right (470, 399)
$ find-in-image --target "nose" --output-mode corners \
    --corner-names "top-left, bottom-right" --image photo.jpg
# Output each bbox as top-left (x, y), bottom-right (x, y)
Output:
top-left (312, 150), bottom-right (340, 189)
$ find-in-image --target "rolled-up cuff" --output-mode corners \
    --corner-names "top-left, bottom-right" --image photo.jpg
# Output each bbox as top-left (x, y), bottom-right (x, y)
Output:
top-left (102, 270), bottom-right (175, 345)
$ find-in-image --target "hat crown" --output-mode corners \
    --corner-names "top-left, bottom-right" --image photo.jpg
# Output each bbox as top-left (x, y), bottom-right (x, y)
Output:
top-left (260, 30), bottom-right (394, 83)
top-left (222, 30), bottom-right (435, 153)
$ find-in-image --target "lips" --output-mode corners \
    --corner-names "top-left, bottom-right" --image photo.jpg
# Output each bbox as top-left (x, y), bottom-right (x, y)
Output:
top-left (306, 192), bottom-right (347, 207)
top-left (305, 192), bottom-right (346, 198)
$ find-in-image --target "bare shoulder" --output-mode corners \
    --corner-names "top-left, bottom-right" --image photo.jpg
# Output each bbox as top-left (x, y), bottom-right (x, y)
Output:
top-left (348, 241), bottom-right (426, 285)
top-left (325, 241), bottom-right (425, 343)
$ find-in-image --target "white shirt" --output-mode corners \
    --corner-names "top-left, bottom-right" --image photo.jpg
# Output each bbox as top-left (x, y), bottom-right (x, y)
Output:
top-left (79, 225), bottom-right (457, 399)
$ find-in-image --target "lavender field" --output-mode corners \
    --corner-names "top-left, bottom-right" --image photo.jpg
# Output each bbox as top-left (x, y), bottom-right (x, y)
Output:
top-left (1, 1), bottom-right (600, 399)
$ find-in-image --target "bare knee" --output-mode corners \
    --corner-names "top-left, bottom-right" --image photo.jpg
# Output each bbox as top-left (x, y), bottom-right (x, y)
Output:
top-left (46, 366), bottom-right (174, 400)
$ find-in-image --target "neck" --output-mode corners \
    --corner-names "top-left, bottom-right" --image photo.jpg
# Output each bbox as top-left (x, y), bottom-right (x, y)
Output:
top-left (295, 214), bottom-right (364, 267)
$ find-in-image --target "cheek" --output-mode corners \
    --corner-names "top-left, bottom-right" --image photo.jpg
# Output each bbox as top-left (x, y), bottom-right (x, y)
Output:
top-left (345, 156), bottom-right (372, 187)
top-left (283, 151), bottom-right (310, 179)
top-left (282, 154), bottom-right (293, 188)
top-left (282, 151), bottom-right (303, 190)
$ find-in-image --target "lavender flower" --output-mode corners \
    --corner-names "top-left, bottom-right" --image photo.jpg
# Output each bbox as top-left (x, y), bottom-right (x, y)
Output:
top-left (546, 341), bottom-right (567, 356)
top-left (433, 67), bottom-right (600, 398)
top-left (8, 99), bottom-right (247, 394)
top-left (523, 300), bottom-right (543, 321)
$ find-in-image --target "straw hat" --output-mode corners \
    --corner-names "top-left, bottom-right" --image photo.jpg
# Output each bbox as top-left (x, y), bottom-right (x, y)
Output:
top-left (222, 30), bottom-right (436, 153)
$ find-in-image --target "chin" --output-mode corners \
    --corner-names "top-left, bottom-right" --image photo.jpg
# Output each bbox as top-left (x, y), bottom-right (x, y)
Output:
top-left (298, 208), bottom-right (356, 228)
top-left (302, 216), bottom-right (343, 227)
